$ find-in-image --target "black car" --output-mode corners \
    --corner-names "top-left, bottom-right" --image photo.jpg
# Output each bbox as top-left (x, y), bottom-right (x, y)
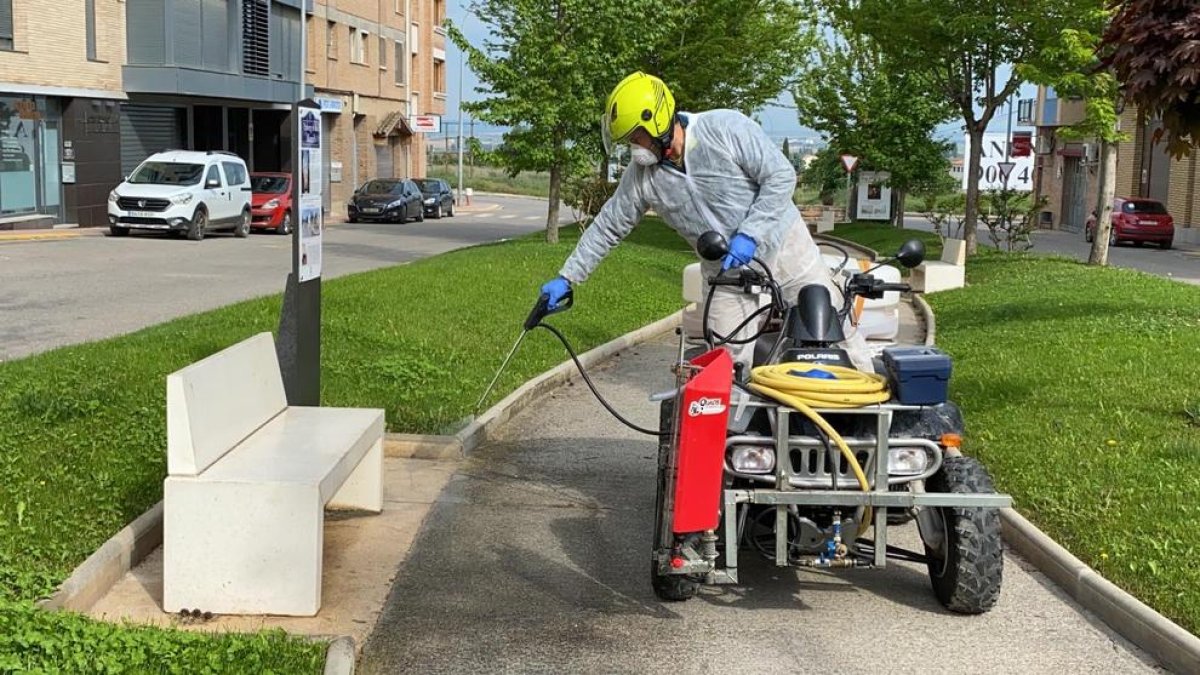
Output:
top-left (347, 179), bottom-right (425, 223)
top-left (414, 178), bottom-right (455, 219)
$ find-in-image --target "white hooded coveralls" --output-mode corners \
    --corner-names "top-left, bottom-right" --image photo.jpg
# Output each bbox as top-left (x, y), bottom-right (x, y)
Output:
top-left (559, 109), bottom-right (873, 373)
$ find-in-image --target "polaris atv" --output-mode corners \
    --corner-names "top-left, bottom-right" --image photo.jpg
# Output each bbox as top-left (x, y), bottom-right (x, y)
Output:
top-left (650, 232), bottom-right (1011, 614)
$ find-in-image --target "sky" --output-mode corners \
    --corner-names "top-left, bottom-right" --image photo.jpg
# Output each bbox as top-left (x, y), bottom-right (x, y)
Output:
top-left (442, 1), bottom-right (1038, 149)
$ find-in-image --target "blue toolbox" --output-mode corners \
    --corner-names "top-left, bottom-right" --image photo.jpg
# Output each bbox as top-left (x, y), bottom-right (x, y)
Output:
top-left (882, 347), bottom-right (953, 406)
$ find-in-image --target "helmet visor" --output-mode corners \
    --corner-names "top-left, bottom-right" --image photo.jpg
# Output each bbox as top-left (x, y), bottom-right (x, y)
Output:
top-left (601, 114), bottom-right (639, 157)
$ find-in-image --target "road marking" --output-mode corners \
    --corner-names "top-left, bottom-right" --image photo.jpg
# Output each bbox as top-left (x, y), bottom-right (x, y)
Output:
top-left (523, 216), bottom-right (539, 221)
top-left (500, 215), bottom-right (515, 220)
top-left (473, 213), bottom-right (491, 218)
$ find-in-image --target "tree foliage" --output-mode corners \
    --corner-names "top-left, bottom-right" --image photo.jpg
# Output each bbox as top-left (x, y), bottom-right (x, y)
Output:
top-left (793, 9), bottom-right (953, 223)
top-left (826, 0), bottom-right (1101, 252)
top-left (449, 0), bottom-right (812, 241)
top-left (1102, 0), bottom-right (1200, 157)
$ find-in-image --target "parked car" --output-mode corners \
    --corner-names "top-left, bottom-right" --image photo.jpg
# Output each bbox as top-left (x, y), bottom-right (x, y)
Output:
top-left (108, 150), bottom-right (252, 241)
top-left (347, 179), bottom-right (425, 223)
top-left (250, 172), bottom-right (293, 235)
top-left (1085, 197), bottom-right (1174, 249)
top-left (414, 178), bottom-right (455, 218)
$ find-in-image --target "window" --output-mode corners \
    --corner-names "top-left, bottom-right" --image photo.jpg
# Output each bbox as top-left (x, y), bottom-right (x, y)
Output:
top-left (326, 20), bottom-right (337, 59)
top-left (394, 40), bottom-right (405, 85)
top-left (243, 0), bottom-right (270, 76)
top-left (434, 58), bottom-right (446, 94)
top-left (205, 165), bottom-right (224, 188)
top-left (0, 0), bottom-right (14, 51)
top-left (350, 27), bottom-right (368, 64)
top-left (434, 0), bottom-right (445, 27)
top-left (411, 92), bottom-right (419, 116)
top-left (85, 0), bottom-right (97, 60)
top-left (379, 36), bottom-right (387, 69)
top-left (222, 162), bottom-right (247, 187)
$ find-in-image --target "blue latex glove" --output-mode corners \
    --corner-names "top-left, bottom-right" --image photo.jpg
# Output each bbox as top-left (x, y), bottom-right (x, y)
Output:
top-left (722, 233), bottom-right (757, 271)
top-left (541, 276), bottom-right (571, 309)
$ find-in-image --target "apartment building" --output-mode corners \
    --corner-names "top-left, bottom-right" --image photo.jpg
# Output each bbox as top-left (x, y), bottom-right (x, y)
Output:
top-left (0, 0), bottom-right (444, 227)
top-left (1023, 86), bottom-right (1200, 245)
top-left (0, 0), bottom-right (126, 228)
top-left (307, 0), bottom-right (446, 215)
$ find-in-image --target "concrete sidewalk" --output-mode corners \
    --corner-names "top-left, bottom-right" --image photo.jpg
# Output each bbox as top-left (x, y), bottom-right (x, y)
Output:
top-left (356, 312), bottom-right (1157, 673)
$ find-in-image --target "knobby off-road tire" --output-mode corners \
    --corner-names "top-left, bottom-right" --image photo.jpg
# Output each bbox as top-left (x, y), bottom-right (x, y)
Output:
top-left (651, 398), bottom-right (700, 602)
top-left (923, 456), bottom-right (1003, 614)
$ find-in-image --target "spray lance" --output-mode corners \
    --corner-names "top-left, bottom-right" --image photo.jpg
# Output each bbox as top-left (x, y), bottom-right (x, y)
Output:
top-left (473, 289), bottom-right (662, 437)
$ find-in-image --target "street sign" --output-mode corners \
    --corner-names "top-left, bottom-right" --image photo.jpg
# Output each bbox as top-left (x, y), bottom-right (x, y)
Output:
top-left (997, 161), bottom-right (1017, 183)
top-left (1011, 131), bottom-right (1033, 157)
top-left (409, 114), bottom-right (442, 134)
top-left (841, 154), bottom-right (859, 173)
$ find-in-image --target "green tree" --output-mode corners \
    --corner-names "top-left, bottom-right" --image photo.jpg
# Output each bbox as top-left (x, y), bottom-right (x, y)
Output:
top-left (793, 12), bottom-right (954, 225)
top-left (801, 146), bottom-right (850, 206)
top-left (448, 1), bottom-right (663, 242)
top-left (1102, 0), bottom-right (1200, 158)
top-left (1021, 4), bottom-right (1124, 265)
top-left (782, 137), bottom-right (792, 165)
top-left (646, 0), bottom-right (813, 113)
top-left (829, 0), bottom-right (1097, 254)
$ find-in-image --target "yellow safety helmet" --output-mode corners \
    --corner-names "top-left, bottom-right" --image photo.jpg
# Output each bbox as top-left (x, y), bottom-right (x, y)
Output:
top-left (601, 72), bottom-right (677, 156)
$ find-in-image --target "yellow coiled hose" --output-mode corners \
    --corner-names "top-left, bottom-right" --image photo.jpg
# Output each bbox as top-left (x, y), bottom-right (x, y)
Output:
top-left (748, 363), bottom-right (890, 530)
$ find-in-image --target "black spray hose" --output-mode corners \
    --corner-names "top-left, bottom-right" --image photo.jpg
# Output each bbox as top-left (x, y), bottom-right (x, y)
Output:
top-left (534, 322), bottom-right (664, 437)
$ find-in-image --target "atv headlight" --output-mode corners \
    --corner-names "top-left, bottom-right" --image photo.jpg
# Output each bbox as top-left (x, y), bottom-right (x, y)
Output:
top-left (888, 446), bottom-right (929, 476)
top-left (730, 446), bottom-right (775, 474)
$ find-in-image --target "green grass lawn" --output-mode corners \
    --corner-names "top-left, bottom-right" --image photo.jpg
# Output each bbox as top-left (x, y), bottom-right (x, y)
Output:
top-left (426, 164), bottom-right (551, 199)
top-left (0, 218), bottom-right (693, 670)
top-left (833, 224), bottom-right (1200, 633)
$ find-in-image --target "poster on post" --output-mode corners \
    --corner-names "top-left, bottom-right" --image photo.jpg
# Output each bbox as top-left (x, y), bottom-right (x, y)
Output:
top-left (298, 106), bottom-right (323, 282)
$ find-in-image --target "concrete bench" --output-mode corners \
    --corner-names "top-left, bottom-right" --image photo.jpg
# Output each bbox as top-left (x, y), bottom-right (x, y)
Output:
top-left (911, 238), bottom-right (966, 294)
top-left (163, 332), bottom-right (384, 616)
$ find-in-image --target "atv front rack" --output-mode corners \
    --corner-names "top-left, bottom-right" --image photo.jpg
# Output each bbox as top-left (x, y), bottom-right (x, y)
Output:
top-left (715, 404), bottom-right (1011, 583)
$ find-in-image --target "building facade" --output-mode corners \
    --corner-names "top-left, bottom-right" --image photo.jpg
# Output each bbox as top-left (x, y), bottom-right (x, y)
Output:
top-left (0, 0), bottom-right (126, 228)
top-left (0, 0), bottom-right (444, 228)
top-left (307, 0), bottom-right (446, 216)
top-left (1024, 86), bottom-right (1200, 245)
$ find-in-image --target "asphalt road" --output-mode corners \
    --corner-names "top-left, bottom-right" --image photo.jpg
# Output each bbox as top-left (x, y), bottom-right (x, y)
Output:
top-left (901, 215), bottom-right (1200, 285)
top-left (0, 195), bottom-right (568, 361)
top-left (359, 334), bottom-right (1159, 674)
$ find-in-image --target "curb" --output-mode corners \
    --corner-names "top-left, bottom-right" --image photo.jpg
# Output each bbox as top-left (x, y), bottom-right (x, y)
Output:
top-left (38, 501), bottom-right (163, 612)
top-left (323, 635), bottom-right (357, 675)
top-left (386, 310), bottom-right (684, 460)
top-left (1001, 509), bottom-right (1200, 674)
top-left (470, 190), bottom-right (550, 202)
top-left (912, 293), bottom-right (937, 347)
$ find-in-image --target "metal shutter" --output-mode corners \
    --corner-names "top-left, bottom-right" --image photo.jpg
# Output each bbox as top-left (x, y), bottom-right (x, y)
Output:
top-left (242, 0), bottom-right (269, 77)
top-left (120, 105), bottom-right (185, 175)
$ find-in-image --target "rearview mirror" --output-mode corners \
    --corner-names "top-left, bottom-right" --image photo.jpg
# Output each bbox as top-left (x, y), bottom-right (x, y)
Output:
top-left (894, 239), bottom-right (926, 268)
top-left (205, 179), bottom-right (220, 189)
top-left (697, 231), bottom-right (729, 262)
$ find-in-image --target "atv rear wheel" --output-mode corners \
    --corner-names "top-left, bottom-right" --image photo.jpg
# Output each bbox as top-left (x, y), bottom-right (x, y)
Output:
top-left (921, 456), bottom-right (1003, 614)
top-left (651, 398), bottom-right (699, 602)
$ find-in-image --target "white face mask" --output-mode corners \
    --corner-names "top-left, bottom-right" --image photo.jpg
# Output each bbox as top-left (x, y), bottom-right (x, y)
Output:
top-left (630, 146), bottom-right (660, 167)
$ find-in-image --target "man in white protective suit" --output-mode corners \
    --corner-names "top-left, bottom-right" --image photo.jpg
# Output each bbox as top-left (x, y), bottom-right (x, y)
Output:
top-left (538, 71), bottom-right (872, 375)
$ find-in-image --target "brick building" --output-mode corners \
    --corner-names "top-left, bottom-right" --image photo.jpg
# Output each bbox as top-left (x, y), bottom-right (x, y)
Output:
top-left (1024, 86), bottom-right (1200, 246)
top-left (0, 0), bottom-right (444, 227)
top-left (307, 0), bottom-right (446, 216)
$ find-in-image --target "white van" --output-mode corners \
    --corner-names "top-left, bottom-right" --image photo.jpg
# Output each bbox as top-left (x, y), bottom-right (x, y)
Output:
top-left (108, 150), bottom-right (252, 241)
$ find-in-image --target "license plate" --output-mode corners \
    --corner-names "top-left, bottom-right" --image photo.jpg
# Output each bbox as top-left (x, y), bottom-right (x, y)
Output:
top-left (362, 207), bottom-right (381, 214)
top-left (128, 211), bottom-right (156, 218)
top-left (1139, 220), bottom-right (1160, 226)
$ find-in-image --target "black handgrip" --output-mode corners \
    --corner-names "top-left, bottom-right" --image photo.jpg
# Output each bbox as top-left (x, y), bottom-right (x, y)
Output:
top-left (524, 290), bottom-right (574, 330)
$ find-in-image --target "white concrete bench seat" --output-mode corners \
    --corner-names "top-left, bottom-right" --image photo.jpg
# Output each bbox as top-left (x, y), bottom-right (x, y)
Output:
top-left (163, 332), bottom-right (384, 617)
top-left (912, 238), bottom-right (966, 294)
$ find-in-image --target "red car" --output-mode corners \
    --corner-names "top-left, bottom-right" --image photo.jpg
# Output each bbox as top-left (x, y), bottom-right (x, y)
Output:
top-left (1085, 197), bottom-right (1174, 249)
top-left (249, 173), bottom-right (293, 234)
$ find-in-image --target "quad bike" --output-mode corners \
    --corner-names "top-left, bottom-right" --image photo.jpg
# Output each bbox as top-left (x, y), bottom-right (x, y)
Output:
top-left (648, 232), bottom-right (1011, 613)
